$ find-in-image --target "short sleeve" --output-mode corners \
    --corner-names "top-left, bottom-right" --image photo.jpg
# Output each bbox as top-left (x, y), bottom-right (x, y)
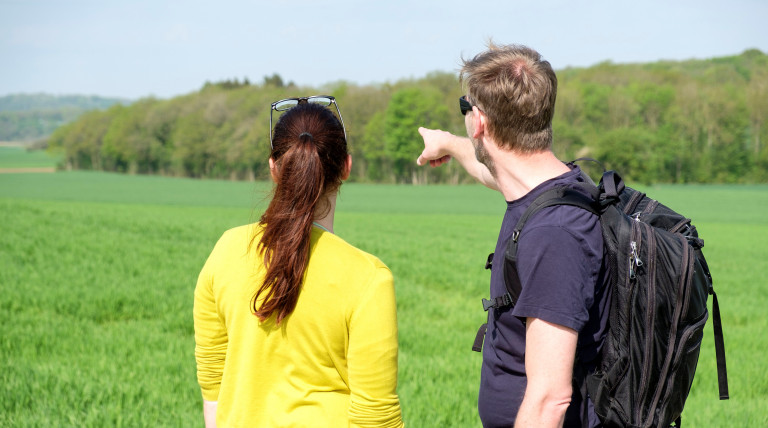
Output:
top-left (511, 209), bottom-right (602, 332)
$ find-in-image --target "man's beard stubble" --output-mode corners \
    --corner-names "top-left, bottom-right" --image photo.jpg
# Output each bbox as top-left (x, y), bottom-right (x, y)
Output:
top-left (474, 137), bottom-right (497, 177)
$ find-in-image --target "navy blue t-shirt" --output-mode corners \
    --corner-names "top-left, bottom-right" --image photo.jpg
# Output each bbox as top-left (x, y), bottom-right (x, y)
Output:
top-left (478, 166), bottom-right (611, 428)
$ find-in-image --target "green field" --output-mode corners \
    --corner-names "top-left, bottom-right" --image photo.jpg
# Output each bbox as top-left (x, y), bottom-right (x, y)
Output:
top-left (0, 146), bottom-right (60, 169)
top-left (1, 170), bottom-right (766, 427)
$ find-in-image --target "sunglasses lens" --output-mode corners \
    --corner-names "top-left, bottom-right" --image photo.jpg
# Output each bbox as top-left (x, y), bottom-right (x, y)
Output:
top-left (274, 99), bottom-right (299, 111)
top-left (307, 97), bottom-right (333, 107)
top-left (274, 97), bottom-right (334, 111)
top-left (459, 97), bottom-right (471, 115)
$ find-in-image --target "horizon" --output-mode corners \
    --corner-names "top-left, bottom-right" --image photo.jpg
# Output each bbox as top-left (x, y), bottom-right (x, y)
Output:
top-left (1, 47), bottom-right (764, 102)
top-left (2, 0), bottom-right (767, 100)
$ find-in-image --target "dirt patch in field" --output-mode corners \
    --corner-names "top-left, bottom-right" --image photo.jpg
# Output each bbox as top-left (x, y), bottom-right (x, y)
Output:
top-left (0, 167), bottom-right (56, 173)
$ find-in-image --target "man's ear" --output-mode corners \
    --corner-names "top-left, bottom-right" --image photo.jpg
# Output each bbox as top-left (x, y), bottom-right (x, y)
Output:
top-left (472, 108), bottom-right (486, 139)
top-left (268, 157), bottom-right (278, 182)
top-left (341, 155), bottom-right (352, 180)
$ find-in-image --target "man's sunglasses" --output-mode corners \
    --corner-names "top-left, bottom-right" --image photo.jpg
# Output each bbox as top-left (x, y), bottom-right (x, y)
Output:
top-left (269, 95), bottom-right (347, 149)
top-left (459, 95), bottom-right (474, 116)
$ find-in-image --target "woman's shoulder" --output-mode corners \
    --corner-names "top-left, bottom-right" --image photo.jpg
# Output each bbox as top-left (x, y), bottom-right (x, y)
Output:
top-left (311, 230), bottom-right (391, 275)
top-left (212, 223), bottom-right (255, 245)
top-left (307, 232), bottom-right (394, 305)
top-left (205, 223), bottom-right (260, 259)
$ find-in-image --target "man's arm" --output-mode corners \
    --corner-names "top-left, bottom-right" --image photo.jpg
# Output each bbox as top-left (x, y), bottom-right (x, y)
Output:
top-left (415, 127), bottom-right (499, 190)
top-left (514, 317), bottom-right (578, 428)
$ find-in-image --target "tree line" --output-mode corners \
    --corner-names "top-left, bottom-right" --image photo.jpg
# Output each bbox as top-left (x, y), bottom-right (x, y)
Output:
top-left (46, 49), bottom-right (768, 184)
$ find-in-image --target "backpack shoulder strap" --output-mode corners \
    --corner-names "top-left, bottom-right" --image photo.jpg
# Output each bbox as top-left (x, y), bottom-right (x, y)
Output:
top-left (514, 186), bottom-right (600, 232)
top-left (502, 185), bottom-right (601, 304)
top-left (712, 290), bottom-right (730, 399)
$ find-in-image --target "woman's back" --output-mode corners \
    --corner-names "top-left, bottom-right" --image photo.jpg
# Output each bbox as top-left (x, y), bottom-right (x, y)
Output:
top-left (195, 224), bottom-right (402, 427)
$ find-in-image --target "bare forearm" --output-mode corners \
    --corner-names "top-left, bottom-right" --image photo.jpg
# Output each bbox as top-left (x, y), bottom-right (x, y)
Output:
top-left (515, 318), bottom-right (577, 428)
top-left (203, 400), bottom-right (217, 428)
top-left (514, 394), bottom-right (569, 428)
top-left (416, 128), bottom-right (498, 190)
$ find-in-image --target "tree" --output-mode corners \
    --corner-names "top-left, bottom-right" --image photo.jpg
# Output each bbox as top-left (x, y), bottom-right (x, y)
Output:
top-left (263, 73), bottom-right (285, 88)
top-left (383, 87), bottom-right (450, 184)
top-left (47, 109), bottom-right (111, 170)
top-left (595, 127), bottom-right (658, 185)
top-left (746, 68), bottom-right (768, 179)
top-left (361, 111), bottom-right (390, 182)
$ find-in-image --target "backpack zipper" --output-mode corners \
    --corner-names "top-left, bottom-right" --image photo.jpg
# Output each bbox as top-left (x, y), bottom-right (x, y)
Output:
top-left (635, 221), bottom-right (657, 425)
top-left (629, 241), bottom-right (643, 280)
top-left (644, 233), bottom-right (692, 427)
top-left (626, 220), bottom-right (644, 415)
top-left (623, 191), bottom-right (645, 215)
top-left (656, 312), bottom-right (708, 424)
top-left (680, 244), bottom-right (694, 319)
top-left (629, 214), bottom-right (643, 280)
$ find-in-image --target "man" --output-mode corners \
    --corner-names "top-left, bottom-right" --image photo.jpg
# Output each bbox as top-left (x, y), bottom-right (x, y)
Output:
top-left (416, 43), bottom-right (610, 428)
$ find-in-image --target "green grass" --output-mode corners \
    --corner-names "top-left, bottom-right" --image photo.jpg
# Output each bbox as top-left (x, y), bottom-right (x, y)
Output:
top-left (1, 171), bottom-right (765, 427)
top-left (0, 146), bottom-right (61, 169)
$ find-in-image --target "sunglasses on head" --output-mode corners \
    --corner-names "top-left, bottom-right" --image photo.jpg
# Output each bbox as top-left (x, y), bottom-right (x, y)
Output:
top-left (459, 95), bottom-right (475, 116)
top-left (269, 95), bottom-right (347, 149)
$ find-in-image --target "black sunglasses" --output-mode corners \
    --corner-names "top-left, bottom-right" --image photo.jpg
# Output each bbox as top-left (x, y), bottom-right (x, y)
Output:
top-left (459, 95), bottom-right (474, 116)
top-left (269, 95), bottom-right (347, 149)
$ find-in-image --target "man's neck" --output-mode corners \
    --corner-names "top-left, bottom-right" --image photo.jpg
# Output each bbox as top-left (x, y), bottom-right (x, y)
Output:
top-left (488, 143), bottom-right (570, 201)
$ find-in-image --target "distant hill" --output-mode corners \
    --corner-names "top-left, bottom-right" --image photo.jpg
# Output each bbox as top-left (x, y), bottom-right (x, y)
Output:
top-left (0, 93), bottom-right (129, 143)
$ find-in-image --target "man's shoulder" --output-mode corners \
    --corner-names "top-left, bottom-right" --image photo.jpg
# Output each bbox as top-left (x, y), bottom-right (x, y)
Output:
top-left (519, 178), bottom-right (603, 250)
top-left (524, 178), bottom-right (599, 228)
top-left (515, 164), bottom-right (589, 201)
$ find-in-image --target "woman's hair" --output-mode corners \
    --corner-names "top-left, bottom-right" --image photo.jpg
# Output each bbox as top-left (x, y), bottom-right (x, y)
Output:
top-left (253, 102), bottom-right (348, 324)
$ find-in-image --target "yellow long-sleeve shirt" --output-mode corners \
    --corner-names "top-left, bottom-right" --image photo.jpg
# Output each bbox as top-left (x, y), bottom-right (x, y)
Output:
top-left (194, 224), bottom-right (404, 428)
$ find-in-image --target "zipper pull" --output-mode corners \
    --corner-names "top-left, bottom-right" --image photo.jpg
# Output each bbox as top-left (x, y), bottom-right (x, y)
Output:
top-left (631, 241), bottom-right (643, 267)
top-left (629, 241), bottom-right (643, 279)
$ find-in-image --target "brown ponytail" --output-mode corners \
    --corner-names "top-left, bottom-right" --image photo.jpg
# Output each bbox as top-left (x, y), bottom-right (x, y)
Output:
top-left (253, 102), bottom-right (348, 324)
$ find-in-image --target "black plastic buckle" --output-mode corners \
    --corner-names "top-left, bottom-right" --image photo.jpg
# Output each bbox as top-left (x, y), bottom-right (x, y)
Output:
top-left (482, 293), bottom-right (513, 311)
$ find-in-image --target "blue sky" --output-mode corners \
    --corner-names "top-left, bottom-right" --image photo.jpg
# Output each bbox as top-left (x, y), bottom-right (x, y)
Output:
top-left (1, 0), bottom-right (766, 100)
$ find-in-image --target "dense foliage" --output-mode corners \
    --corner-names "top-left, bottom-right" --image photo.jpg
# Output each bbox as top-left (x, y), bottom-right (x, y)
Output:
top-left (0, 94), bottom-right (126, 143)
top-left (46, 50), bottom-right (768, 184)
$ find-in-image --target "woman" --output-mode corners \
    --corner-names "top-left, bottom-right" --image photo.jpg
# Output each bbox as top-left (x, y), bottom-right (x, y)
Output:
top-left (194, 96), bottom-right (404, 428)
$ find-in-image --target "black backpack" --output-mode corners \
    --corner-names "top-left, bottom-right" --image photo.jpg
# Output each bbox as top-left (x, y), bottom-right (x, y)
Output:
top-left (472, 165), bottom-right (729, 427)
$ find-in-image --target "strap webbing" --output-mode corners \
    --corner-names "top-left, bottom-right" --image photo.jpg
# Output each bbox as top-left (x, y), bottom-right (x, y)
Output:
top-left (712, 291), bottom-right (729, 399)
top-left (472, 323), bottom-right (487, 352)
